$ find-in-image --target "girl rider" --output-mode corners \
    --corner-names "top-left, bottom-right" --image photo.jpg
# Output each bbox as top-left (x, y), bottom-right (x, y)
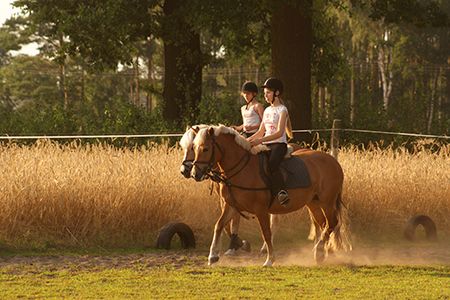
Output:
top-left (247, 77), bottom-right (293, 206)
top-left (232, 81), bottom-right (264, 138)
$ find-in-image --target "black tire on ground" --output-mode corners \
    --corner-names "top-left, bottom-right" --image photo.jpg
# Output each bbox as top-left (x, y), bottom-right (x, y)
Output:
top-left (404, 215), bottom-right (437, 241)
top-left (155, 222), bottom-right (196, 249)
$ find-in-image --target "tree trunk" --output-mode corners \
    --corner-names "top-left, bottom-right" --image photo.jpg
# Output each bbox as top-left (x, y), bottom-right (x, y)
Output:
top-left (58, 34), bottom-right (68, 110)
top-left (129, 75), bottom-right (134, 104)
top-left (146, 50), bottom-right (153, 113)
top-left (162, 0), bottom-right (203, 126)
top-left (319, 86), bottom-right (326, 120)
top-left (370, 45), bottom-right (380, 108)
top-left (350, 56), bottom-right (355, 126)
top-left (377, 43), bottom-right (393, 112)
top-left (312, 85), bottom-right (318, 123)
top-left (427, 68), bottom-right (440, 134)
top-left (271, 1), bottom-right (312, 142)
top-left (80, 65), bottom-right (85, 103)
top-left (59, 63), bottom-right (68, 110)
top-left (134, 57), bottom-right (140, 106)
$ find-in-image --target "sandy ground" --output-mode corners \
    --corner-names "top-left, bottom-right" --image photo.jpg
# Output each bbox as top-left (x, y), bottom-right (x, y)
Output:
top-left (1, 241), bottom-right (449, 273)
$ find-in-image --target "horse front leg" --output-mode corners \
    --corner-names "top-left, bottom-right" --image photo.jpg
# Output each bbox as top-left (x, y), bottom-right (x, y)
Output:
top-left (260, 214), bottom-right (277, 254)
top-left (208, 203), bottom-right (235, 265)
top-left (256, 213), bottom-right (274, 267)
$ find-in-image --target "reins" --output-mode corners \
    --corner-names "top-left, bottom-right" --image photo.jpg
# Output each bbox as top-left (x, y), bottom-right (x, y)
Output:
top-left (193, 134), bottom-right (270, 219)
top-left (204, 136), bottom-right (268, 191)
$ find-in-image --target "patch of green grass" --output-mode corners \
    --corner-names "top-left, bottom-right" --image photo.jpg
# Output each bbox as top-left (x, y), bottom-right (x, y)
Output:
top-left (1, 264), bottom-right (449, 299)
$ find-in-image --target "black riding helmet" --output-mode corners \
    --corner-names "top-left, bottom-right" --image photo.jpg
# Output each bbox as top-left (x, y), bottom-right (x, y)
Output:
top-left (241, 81), bottom-right (258, 94)
top-left (262, 77), bottom-right (283, 96)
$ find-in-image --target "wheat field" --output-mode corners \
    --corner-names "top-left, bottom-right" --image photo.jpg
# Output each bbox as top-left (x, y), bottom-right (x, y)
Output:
top-left (0, 140), bottom-right (448, 249)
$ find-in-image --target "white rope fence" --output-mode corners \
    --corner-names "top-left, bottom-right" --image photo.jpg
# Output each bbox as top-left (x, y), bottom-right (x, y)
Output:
top-left (0, 128), bottom-right (448, 140)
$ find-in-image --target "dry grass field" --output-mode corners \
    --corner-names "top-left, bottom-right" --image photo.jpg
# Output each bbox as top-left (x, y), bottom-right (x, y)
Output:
top-left (0, 139), bottom-right (448, 250)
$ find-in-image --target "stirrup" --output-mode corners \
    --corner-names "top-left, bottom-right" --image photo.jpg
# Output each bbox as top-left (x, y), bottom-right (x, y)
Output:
top-left (278, 190), bottom-right (289, 206)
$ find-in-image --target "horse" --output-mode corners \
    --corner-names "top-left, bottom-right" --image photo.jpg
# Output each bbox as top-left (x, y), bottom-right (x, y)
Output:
top-left (180, 125), bottom-right (290, 254)
top-left (180, 125), bottom-right (252, 254)
top-left (191, 125), bottom-right (352, 266)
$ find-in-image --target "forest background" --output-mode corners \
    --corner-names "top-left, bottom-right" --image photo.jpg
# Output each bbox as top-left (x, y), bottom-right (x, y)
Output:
top-left (0, 0), bottom-right (449, 145)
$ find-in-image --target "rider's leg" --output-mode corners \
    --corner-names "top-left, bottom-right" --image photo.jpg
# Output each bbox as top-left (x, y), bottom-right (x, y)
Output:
top-left (267, 143), bottom-right (288, 205)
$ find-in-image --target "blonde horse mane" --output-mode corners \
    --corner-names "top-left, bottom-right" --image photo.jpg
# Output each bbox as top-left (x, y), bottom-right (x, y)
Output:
top-left (193, 124), bottom-right (269, 155)
top-left (180, 124), bottom-right (209, 150)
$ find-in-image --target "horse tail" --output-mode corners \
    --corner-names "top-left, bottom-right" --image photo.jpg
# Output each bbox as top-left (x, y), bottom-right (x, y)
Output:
top-left (328, 192), bottom-right (353, 252)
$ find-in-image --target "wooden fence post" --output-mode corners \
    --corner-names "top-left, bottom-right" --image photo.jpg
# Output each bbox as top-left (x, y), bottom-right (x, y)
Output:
top-left (331, 119), bottom-right (341, 160)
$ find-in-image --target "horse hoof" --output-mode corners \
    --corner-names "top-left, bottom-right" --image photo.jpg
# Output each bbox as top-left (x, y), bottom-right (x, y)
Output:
top-left (224, 249), bottom-right (237, 256)
top-left (314, 241), bottom-right (326, 264)
top-left (263, 260), bottom-right (273, 267)
top-left (241, 240), bottom-right (251, 252)
top-left (208, 256), bottom-right (220, 265)
top-left (314, 250), bottom-right (325, 264)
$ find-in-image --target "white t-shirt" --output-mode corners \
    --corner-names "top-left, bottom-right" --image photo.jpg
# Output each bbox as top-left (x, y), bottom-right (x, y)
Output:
top-left (241, 103), bottom-right (261, 133)
top-left (262, 105), bottom-right (288, 144)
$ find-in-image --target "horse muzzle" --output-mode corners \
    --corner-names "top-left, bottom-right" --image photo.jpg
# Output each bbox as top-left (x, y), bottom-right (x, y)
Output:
top-left (191, 164), bottom-right (207, 182)
top-left (180, 162), bottom-right (192, 178)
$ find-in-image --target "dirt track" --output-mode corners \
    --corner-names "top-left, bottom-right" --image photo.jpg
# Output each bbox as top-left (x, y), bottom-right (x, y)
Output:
top-left (1, 242), bottom-right (449, 273)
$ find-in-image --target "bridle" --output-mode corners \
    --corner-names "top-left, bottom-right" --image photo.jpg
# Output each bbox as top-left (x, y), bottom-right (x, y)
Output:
top-left (193, 134), bottom-right (269, 190)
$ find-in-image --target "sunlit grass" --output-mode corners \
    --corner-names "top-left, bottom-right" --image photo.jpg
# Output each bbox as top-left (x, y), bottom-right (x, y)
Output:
top-left (0, 264), bottom-right (449, 299)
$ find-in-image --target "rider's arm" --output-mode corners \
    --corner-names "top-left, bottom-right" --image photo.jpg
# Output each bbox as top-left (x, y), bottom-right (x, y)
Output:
top-left (255, 103), bottom-right (264, 122)
top-left (252, 110), bottom-right (287, 145)
top-left (247, 121), bottom-right (265, 141)
top-left (232, 124), bottom-right (243, 132)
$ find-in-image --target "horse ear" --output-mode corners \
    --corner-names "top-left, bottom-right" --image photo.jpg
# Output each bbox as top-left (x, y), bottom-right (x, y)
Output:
top-left (192, 126), bottom-right (199, 134)
top-left (207, 127), bottom-right (215, 136)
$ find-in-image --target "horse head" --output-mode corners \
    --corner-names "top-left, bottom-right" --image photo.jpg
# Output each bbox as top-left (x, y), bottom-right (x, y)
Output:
top-left (192, 127), bottom-right (222, 182)
top-left (179, 126), bottom-right (199, 178)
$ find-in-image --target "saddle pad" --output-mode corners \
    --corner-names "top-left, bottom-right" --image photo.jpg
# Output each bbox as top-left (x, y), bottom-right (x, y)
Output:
top-left (280, 157), bottom-right (311, 189)
top-left (258, 153), bottom-right (311, 189)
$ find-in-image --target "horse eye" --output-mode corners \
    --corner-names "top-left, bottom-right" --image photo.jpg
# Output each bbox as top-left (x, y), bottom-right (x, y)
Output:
top-left (202, 148), bottom-right (209, 152)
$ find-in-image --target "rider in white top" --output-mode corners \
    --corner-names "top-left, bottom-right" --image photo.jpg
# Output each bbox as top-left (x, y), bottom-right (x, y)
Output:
top-left (241, 104), bottom-right (261, 134)
top-left (262, 105), bottom-right (288, 144)
top-left (247, 77), bottom-right (291, 206)
top-left (232, 81), bottom-right (264, 138)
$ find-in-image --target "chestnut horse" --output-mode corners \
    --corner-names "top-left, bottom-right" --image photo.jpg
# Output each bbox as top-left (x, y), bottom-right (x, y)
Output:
top-left (191, 125), bottom-right (352, 266)
top-left (180, 125), bottom-right (275, 254)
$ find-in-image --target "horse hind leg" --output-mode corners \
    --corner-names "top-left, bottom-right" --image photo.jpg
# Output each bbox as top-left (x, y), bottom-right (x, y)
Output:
top-left (325, 193), bottom-right (352, 253)
top-left (315, 192), bottom-right (352, 260)
top-left (306, 203), bottom-right (328, 264)
top-left (307, 207), bottom-right (321, 244)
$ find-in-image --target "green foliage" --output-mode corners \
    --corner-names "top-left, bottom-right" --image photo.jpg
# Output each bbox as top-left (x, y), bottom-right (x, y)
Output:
top-left (196, 92), bottom-right (243, 126)
top-left (0, 0), bottom-right (448, 143)
top-left (13, 0), bottom-right (158, 69)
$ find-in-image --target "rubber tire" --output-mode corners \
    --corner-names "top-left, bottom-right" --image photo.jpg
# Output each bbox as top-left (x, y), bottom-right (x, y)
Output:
top-left (155, 222), bottom-right (196, 249)
top-left (404, 215), bottom-right (437, 241)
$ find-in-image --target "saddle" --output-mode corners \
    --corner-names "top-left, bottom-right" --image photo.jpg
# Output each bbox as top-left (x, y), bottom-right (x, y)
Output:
top-left (258, 147), bottom-right (311, 190)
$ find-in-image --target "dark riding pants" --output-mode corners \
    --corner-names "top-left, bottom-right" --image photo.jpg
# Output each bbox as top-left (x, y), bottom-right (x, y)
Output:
top-left (266, 142), bottom-right (287, 197)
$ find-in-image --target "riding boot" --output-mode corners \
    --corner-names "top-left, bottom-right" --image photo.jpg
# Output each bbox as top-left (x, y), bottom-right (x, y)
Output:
top-left (269, 170), bottom-right (289, 206)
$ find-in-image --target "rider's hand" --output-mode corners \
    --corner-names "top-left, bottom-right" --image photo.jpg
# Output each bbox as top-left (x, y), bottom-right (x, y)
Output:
top-left (250, 139), bottom-right (261, 147)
